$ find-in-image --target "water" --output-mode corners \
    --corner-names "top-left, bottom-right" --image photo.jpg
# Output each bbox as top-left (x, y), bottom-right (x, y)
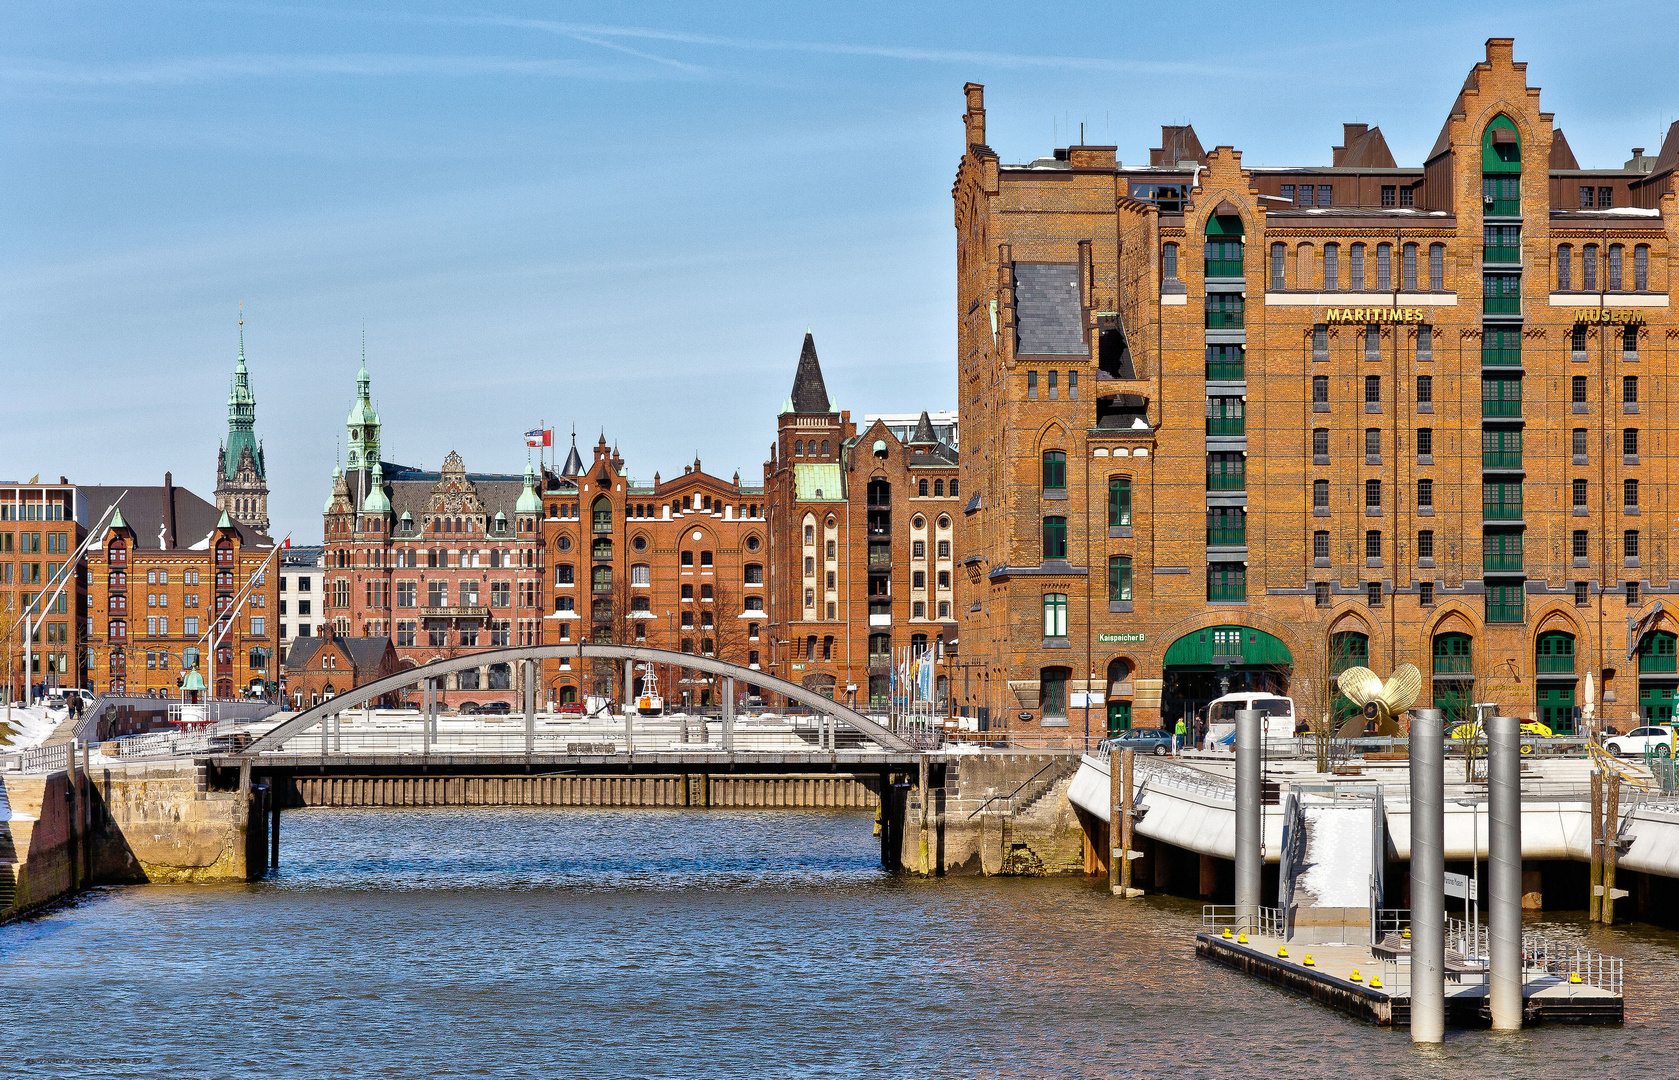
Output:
top-left (4, 807), bottom-right (1679, 1079)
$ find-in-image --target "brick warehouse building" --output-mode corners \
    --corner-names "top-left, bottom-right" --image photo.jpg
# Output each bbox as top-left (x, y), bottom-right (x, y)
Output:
top-left (953, 38), bottom-right (1679, 738)
top-left (323, 336), bottom-right (958, 713)
top-left (1, 481), bottom-right (83, 700)
top-left (763, 333), bottom-right (961, 708)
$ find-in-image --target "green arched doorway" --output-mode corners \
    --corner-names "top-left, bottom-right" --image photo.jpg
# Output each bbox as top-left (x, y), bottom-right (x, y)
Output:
top-left (1160, 625), bottom-right (1292, 731)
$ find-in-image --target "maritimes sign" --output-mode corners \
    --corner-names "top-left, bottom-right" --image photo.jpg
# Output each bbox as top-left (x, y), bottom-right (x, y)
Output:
top-left (1324, 308), bottom-right (1427, 323)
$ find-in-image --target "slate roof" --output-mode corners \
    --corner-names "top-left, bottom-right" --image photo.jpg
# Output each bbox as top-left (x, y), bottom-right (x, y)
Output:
top-left (80, 483), bottom-right (274, 551)
top-left (1013, 263), bottom-right (1088, 356)
top-left (789, 332), bottom-right (832, 414)
top-left (285, 635), bottom-right (393, 672)
top-left (342, 462), bottom-right (528, 529)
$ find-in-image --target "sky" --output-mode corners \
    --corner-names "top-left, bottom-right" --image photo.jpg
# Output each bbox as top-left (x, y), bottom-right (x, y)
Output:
top-left (5, 0), bottom-right (1679, 541)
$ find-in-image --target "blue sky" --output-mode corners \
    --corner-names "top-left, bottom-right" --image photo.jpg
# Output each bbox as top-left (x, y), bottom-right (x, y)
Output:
top-left (4, 1), bottom-right (1677, 540)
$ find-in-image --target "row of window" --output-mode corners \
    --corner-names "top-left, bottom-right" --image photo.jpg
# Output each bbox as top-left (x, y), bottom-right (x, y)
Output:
top-left (1309, 425), bottom-right (1645, 464)
top-left (1556, 243), bottom-right (1651, 292)
top-left (107, 615), bottom-right (261, 638)
top-left (0, 531), bottom-right (68, 553)
top-left (1305, 373), bottom-right (1640, 408)
top-left (1025, 370), bottom-right (1080, 400)
top-left (0, 501), bottom-right (71, 521)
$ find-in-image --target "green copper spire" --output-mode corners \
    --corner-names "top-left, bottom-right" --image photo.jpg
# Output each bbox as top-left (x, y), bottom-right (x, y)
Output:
top-left (516, 455), bottom-right (542, 514)
top-left (222, 311), bottom-right (263, 481)
top-left (362, 460), bottom-right (392, 515)
top-left (345, 326), bottom-right (382, 471)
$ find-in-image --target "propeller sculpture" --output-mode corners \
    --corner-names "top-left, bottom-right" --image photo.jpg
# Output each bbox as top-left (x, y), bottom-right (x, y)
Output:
top-left (1334, 663), bottom-right (1423, 739)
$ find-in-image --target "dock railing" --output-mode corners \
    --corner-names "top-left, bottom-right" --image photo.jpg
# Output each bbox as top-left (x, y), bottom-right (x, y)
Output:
top-left (1202, 904), bottom-right (1286, 938)
top-left (3, 740), bottom-right (74, 774)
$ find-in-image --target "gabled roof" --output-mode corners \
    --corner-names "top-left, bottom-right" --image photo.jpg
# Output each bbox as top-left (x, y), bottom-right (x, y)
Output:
top-left (789, 331), bottom-right (832, 414)
top-left (81, 483), bottom-right (273, 551)
top-left (285, 635), bottom-right (393, 672)
top-left (1331, 124), bottom-right (1396, 169)
top-left (1549, 128), bottom-right (1580, 170)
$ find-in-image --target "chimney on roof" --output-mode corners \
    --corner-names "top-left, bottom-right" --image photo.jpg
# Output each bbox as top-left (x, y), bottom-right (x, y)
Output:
top-left (163, 471), bottom-right (177, 548)
top-left (963, 82), bottom-right (986, 147)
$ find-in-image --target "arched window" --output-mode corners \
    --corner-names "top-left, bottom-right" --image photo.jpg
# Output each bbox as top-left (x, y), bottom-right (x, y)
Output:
top-left (1635, 244), bottom-right (1650, 291)
top-left (591, 497), bottom-right (612, 534)
top-left (820, 440), bottom-right (830, 456)
top-left (1205, 214), bottom-right (1243, 278)
top-left (804, 524), bottom-right (815, 543)
top-left (1557, 245), bottom-right (1572, 291)
top-left (794, 440), bottom-right (804, 456)
top-left (1042, 450), bottom-right (1066, 492)
top-left (1432, 632), bottom-right (1472, 675)
top-left (1376, 242), bottom-right (1392, 290)
top-left (1349, 243), bottom-right (1366, 290)
top-left (1161, 242), bottom-right (1179, 283)
top-left (918, 479), bottom-right (929, 496)
top-left (1638, 630), bottom-right (1677, 673)
top-left (1537, 632), bottom-right (1575, 673)
top-left (933, 480), bottom-right (944, 497)
top-left (1482, 115), bottom-right (1521, 214)
top-left (1270, 242), bottom-right (1286, 290)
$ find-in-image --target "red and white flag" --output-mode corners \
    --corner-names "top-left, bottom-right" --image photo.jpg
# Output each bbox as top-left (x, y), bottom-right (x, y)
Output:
top-left (525, 428), bottom-right (553, 448)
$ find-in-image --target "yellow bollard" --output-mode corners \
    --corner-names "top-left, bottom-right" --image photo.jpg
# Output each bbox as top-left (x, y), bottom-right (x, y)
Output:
top-left (1401, 929), bottom-right (1411, 939)
top-left (1569, 972), bottom-right (1583, 984)
top-left (1236, 933), bottom-right (1249, 944)
top-left (1349, 969), bottom-right (1363, 983)
top-left (1303, 955), bottom-right (1315, 967)
top-left (1222, 928), bottom-right (1233, 940)
top-left (1277, 946), bottom-right (1289, 958)
top-left (1370, 975), bottom-right (1383, 989)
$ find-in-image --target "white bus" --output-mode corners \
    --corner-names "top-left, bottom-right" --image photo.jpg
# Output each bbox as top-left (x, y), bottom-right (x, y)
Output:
top-left (1202, 691), bottom-right (1297, 751)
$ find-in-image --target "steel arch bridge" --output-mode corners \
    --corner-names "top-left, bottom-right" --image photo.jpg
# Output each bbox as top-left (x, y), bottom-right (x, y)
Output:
top-left (243, 644), bottom-right (912, 754)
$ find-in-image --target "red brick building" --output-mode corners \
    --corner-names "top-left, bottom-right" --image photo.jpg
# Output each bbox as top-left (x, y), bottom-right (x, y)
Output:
top-left (83, 477), bottom-right (280, 699)
top-left (284, 635), bottom-right (400, 708)
top-left (0, 481), bottom-right (83, 701)
top-left (763, 334), bottom-right (961, 708)
top-left (953, 37), bottom-right (1679, 739)
top-left (322, 336), bottom-right (959, 716)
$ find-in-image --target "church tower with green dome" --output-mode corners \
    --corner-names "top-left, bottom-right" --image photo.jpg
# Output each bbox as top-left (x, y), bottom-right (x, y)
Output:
top-left (215, 314), bottom-right (270, 532)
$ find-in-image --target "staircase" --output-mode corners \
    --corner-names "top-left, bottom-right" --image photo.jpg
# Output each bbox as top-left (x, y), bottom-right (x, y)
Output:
top-left (1280, 792), bottom-right (1384, 944)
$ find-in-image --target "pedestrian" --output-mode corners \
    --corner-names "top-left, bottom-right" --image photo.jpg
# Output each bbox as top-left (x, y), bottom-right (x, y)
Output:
top-left (1174, 716), bottom-right (1188, 754)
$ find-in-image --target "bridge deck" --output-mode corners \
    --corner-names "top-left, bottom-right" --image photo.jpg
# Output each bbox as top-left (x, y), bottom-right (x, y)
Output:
top-left (208, 751), bottom-right (936, 775)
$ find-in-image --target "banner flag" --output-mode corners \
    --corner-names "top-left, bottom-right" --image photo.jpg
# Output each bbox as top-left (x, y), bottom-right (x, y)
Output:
top-left (525, 428), bottom-right (553, 448)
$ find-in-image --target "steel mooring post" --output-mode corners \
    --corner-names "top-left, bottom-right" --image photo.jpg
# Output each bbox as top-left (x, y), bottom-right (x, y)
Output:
top-left (1234, 708), bottom-right (1262, 931)
top-left (1408, 708), bottom-right (1446, 1044)
top-left (524, 659), bottom-right (536, 759)
top-left (722, 676), bottom-right (735, 752)
top-left (1487, 714), bottom-right (1524, 1031)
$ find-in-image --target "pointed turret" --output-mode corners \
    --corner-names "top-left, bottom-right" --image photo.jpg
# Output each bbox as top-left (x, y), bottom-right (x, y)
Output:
top-left (788, 331), bottom-right (831, 414)
top-left (109, 507), bottom-right (128, 531)
top-left (216, 509), bottom-right (235, 529)
top-left (909, 410), bottom-right (937, 446)
top-left (345, 329), bottom-right (381, 471)
top-left (560, 430), bottom-right (584, 476)
top-left (216, 311), bottom-right (270, 532)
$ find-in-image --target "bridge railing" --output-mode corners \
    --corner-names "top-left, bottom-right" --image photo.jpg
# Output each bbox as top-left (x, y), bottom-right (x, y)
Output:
top-left (3, 741), bottom-right (74, 774)
top-left (188, 712), bottom-right (898, 758)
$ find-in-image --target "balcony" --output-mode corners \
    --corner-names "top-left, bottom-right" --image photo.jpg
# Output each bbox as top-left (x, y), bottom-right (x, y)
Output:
top-left (1204, 258), bottom-right (1244, 279)
top-left (1207, 581), bottom-right (1247, 603)
top-left (1205, 309), bottom-right (1245, 330)
top-left (1484, 294), bottom-right (1521, 315)
top-left (1482, 450), bottom-right (1523, 469)
top-left (1206, 472), bottom-right (1246, 492)
top-left (1483, 500), bottom-right (1523, 521)
top-left (1206, 526), bottom-right (1246, 547)
top-left (1640, 652), bottom-right (1678, 674)
top-left (1481, 346), bottom-right (1522, 366)
top-left (418, 606), bottom-right (491, 619)
top-left (1486, 196), bottom-right (1521, 217)
top-left (1206, 416), bottom-right (1245, 437)
top-left (1482, 245), bottom-right (1522, 265)
top-left (1486, 599), bottom-right (1525, 623)
top-left (868, 547), bottom-right (892, 569)
top-left (1484, 551), bottom-right (1524, 572)
top-left (1482, 398), bottom-right (1522, 418)
top-left (1537, 654), bottom-right (1576, 674)
top-left (1206, 358), bottom-right (1245, 381)
top-left (1433, 654), bottom-right (1472, 675)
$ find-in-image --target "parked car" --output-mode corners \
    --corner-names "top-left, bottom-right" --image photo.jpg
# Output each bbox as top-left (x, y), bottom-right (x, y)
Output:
top-left (557, 702), bottom-right (586, 715)
top-left (480, 701), bottom-right (512, 715)
top-left (458, 702), bottom-right (481, 715)
top-left (1102, 727), bottom-right (1177, 756)
top-left (1605, 725), bottom-right (1674, 758)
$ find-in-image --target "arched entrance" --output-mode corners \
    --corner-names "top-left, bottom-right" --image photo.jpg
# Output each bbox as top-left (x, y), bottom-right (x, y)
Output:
top-left (1105, 657), bottom-right (1133, 735)
top-left (1160, 625), bottom-right (1292, 731)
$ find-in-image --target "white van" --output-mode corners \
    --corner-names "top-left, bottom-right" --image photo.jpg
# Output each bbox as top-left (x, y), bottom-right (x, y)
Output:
top-left (1202, 692), bottom-right (1297, 751)
top-left (43, 687), bottom-right (95, 708)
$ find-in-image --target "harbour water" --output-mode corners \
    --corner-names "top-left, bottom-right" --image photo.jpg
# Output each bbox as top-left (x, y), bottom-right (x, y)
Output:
top-left (4, 806), bottom-right (1679, 1079)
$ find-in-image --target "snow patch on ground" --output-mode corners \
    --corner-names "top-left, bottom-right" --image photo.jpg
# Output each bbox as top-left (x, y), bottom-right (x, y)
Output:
top-left (1298, 806), bottom-right (1374, 908)
top-left (0, 705), bottom-right (65, 751)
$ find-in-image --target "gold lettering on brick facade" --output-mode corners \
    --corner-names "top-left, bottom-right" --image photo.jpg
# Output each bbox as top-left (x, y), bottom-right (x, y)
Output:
top-left (1573, 309), bottom-right (1646, 325)
top-left (1324, 308), bottom-right (1425, 324)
